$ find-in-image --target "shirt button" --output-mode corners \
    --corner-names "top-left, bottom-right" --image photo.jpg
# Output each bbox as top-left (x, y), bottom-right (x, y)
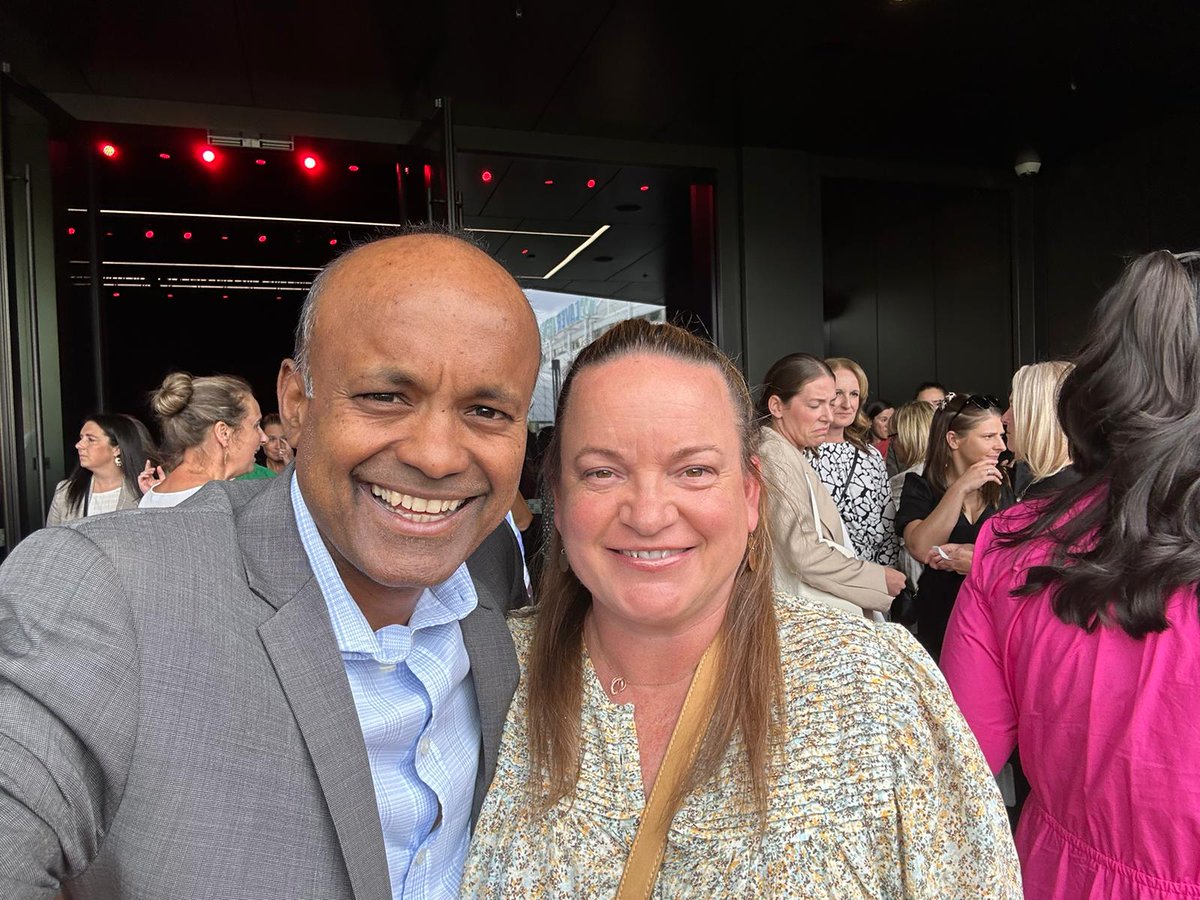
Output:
top-left (378, 662), bottom-right (397, 673)
top-left (418, 736), bottom-right (432, 756)
top-left (413, 849), bottom-right (427, 867)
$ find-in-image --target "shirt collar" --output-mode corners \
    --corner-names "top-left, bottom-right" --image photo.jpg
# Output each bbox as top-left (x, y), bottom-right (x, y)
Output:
top-left (290, 474), bottom-right (479, 663)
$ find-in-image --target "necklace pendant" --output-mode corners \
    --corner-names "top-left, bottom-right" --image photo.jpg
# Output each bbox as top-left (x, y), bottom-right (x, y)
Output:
top-left (609, 676), bottom-right (627, 695)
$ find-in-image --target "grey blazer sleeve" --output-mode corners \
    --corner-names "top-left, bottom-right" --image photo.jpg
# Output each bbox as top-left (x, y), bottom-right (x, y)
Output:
top-left (0, 527), bottom-right (138, 898)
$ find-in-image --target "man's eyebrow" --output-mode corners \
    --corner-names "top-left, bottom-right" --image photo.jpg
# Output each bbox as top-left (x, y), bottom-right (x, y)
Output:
top-left (363, 370), bottom-right (523, 408)
top-left (471, 386), bottom-right (525, 409)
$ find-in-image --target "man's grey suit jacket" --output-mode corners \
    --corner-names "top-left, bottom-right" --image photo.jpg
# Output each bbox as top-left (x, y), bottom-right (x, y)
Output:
top-left (0, 472), bottom-right (523, 899)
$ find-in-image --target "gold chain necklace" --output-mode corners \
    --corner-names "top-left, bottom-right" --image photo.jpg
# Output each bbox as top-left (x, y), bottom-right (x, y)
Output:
top-left (585, 617), bottom-right (696, 697)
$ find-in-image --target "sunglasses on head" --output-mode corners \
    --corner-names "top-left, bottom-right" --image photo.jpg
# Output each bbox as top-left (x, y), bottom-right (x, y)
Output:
top-left (937, 392), bottom-right (1002, 428)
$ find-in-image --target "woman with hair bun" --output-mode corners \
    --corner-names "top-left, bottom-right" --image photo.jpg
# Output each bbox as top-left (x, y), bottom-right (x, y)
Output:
top-left (942, 250), bottom-right (1200, 897)
top-left (46, 414), bottom-right (157, 524)
top-left (139, 372), bottom-right (266, 508)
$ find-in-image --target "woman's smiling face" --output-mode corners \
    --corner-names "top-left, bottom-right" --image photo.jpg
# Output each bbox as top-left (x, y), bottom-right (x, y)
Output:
top-left (554, 353), bottom-right (760, 633)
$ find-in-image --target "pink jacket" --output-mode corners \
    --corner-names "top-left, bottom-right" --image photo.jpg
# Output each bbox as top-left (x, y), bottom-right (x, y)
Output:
top-left (942, 503), bottom-right (1200, 899)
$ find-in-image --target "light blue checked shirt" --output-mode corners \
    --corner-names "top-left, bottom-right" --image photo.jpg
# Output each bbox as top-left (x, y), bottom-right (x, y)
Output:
top-left (291, 477), bottom-right (481, 900)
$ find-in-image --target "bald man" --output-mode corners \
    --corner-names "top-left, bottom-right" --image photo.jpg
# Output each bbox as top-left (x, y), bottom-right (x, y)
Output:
top-left (0, 231), bottom-right (541, 899)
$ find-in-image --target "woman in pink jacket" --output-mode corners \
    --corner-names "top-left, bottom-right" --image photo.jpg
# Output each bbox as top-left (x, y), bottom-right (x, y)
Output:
top-left (941, 249), bottom-right (1200, 898)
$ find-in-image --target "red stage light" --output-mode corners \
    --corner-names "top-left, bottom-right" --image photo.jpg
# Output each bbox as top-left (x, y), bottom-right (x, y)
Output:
top-left (302, 155), bottom-right (318, 170)
top-left (586, 179), bottom-right (596, 188)
top-left (183, 231), bottom-right (193, 240)
top-left (67, 227), bottom-right (76, 235)
top-left (159, 152), bottom-right (171, 159)
top-left (201, 148), bottom-right (217, 164)
top-left (404, 166), bottom-right (410, 174)
top-left (222, 294), bottom-right (229, 299)
top-left (482, 170), bottom-right (493, 183)
top-left (112, 292), bottom-right (120, 297)
top-left (167, 293), bottom-right (173, 298)
top-left (144, 230), bottom-right (155, 239)
top-left (521, 248), bottom-right (529, 256)
top-left (258, 234), bottom-right (267, 243)
top-left (544, 179), bottom-right (554, 185)
top-left (101, 143), bottom-right (117, 158)
top-left (255, 158), bottom-right (267, 166)
top-left (347, 165), bottom-right (359, 172)
top-left (221, 235), bottom-right (229, 241)
top-left (639, 184), bottom-right (650, 192)
top-left (329, 239), bottom-right (338, 246)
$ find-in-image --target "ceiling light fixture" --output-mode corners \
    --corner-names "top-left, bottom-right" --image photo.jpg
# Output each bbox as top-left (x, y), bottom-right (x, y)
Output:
top-left (101, 143), bottom-right (118, 158)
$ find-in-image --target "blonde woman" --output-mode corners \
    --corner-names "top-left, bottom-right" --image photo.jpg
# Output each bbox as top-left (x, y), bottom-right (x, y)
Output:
top-left (1002, 362), bottom-right (1078, 501)
top-left (139, 372), bottom-right (266, 508)
top-left (884, 401), bottom-right (937, 594)
top-left (813, 357), bottom-right (898, 567)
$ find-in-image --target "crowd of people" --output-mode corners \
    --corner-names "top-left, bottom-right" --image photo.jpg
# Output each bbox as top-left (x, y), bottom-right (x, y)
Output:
top-left (0, 232), bottom-right (1196, 899)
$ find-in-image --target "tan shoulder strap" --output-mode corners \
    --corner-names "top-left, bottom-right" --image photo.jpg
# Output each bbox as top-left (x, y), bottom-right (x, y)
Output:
top-left (616, 632), bottom-right (724, 900)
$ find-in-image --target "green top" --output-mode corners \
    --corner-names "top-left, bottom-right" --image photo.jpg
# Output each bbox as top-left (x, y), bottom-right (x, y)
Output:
top-left (235, 463), bottom-right (276, 481)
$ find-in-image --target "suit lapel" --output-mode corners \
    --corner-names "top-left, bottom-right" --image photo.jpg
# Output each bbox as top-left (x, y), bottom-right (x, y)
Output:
top-left (239, 474), bottom-right (392, 900)
top-left (461, 528), bottom-right (521, 823)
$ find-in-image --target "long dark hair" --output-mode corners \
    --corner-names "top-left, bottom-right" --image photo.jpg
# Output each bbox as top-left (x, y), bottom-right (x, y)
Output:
top-left (995, 250), bottom-right (1200, 636)
top-left (64, 414), bottom-right (158, 515)
top-left (530, 319), bottom-right (783, 825)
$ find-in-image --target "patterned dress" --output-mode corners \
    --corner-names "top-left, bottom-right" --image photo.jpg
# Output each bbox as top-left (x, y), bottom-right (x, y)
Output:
top-left (461, 597), bottom-right (1020, 898)
top-left (814, 440), bottom-right (899, 567)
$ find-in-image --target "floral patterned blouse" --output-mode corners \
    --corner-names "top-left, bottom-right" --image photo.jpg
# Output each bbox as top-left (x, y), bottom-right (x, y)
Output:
top-left (814, 440), bottom-right (899, 567)
top-left (461, 597), bottom-right (1020, 898)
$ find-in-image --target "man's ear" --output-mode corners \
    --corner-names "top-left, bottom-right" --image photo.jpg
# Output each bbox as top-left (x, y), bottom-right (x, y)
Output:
top-left (278, 359), bottom-right (309, 447)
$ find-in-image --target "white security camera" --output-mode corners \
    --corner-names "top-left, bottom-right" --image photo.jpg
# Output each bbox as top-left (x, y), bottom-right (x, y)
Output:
top-left (1014, 148), bottom-right (1041, 177)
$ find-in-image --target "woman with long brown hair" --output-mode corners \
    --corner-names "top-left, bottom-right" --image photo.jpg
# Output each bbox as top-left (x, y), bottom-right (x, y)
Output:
top-left (462, 320), bottom-right (1018, 897)
top-left (894, 393), bottom-right (1009, 660)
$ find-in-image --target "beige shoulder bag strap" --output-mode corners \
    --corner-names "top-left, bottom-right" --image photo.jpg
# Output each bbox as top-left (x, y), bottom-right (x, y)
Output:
top-left (615, 632), bottom-right (724, 900)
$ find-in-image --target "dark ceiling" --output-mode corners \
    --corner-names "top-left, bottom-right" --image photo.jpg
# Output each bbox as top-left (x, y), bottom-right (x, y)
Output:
top-left (5, 0), bottom-right (1200, 337)
top-left (3, 0), bottom-right (1199, 168)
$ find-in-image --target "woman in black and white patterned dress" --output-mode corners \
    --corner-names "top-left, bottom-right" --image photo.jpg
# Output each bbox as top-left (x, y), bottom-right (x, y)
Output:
top-left (814, 357), bottom-right (899, 567)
